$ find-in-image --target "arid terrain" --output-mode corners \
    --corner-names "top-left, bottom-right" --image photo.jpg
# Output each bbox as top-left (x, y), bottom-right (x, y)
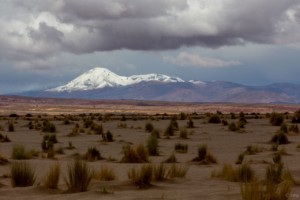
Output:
top-left (0, 96), bottom-right (300, 199)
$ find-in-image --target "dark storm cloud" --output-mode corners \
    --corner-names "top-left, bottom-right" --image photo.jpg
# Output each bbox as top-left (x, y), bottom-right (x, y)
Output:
top-left (1, 0), bottom-right (300, 68)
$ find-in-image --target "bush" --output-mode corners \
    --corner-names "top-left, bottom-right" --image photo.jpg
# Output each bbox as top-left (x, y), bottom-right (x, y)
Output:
top-left (128, 164), bottom-right (153, 188)
top-left (121, 144), bottom-right (149, 163)
top-left (151, 129), bottom-right (160, 138)
top-left (208, 114), bottom-right (221, 124)
top-left (192, 145), bottom-right (217, 164)
top-left (44, 162), bottom-right (60, 189)
top-left (102, 131), bottom-right (114, 142)
top-left (212, 163), bottom-right (254, 183)
top-left (164, 153), bottom-right (177, 163)
top-left (174, 143), bottom-right (188, 153)
top-left (179, 129), bottom-right (188, 139)
top-left (96, 165), bottom-right (116, 181)
top-left (42, 121), bottom-right (56, 133)
top-left (244, 145), bottom-right (263, 155)
top-left (153, 163), bottom-right (168, 182)
top-left (85, 147), bottom-right (102, 161)
top-left (8, 122), bottom-right (15, 132)
top-left (289, 124), bottom-right (299, 133)
top-left (186, 118), bottom-right (194, 128)
top-left (164, 122), bottom-right (175, 137)
top-left (11, 161), bottom-right (36, 187)
top-left (11, 145), bottom-right (32, 160)
top-left (240, 180), bottom-right (291, 200)
top-left (145, 122), bottom-right (154, 133)
top-left (147, 134), bottom-right (159, 156)
top-left (41, 134), bottom-right (57, 152)
top-left (236, 153), bottom-right (245, 164)
top-left (228, 122), bottom-right (239, 132)
top-left (266, 163), bottom-right (283, 184)
top-left (270, 112), bottom-right (284, 126)
top-left (270, 132), bottom-right (289, 145)
top-left (167, 164), bottom-right (189, 178)
top-left (64, 159), bottom-right (93, 192)
top-left (236, 163), bottom-right (255, 183)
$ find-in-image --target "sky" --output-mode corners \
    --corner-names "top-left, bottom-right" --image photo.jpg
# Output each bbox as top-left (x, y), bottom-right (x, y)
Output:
top-left (0, 0), bottom-right (300, 94)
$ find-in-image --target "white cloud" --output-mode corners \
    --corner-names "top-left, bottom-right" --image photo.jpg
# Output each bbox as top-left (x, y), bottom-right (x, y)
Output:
top-left (164, 52), bottom-right (241, 68)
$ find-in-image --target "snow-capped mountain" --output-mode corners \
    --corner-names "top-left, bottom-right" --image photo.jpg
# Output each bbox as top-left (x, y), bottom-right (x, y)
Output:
top-left (48, 67), bottom-right (185, 92)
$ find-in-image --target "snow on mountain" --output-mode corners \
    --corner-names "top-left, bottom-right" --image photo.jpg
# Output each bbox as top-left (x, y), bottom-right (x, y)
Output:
top-left (48, 67), bottom-right (186, 92)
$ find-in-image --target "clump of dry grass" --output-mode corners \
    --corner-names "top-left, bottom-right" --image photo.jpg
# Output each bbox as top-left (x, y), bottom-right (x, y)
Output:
top-left (95, 165), bottom-right (116, 181)
top-left (44, 162), bottom-right (60, 189)
top-left (174, 143), bottom-right (188, 153)
top-left (11, 161), bottom-right (36, 187)
top-left (244, 145), bottom-right (264, 155)
top-left (147, 134), bottom-right (159, 156)
top-left (85, 147), bottom-right (102, 162)
top-left (167, 164), bottom-right (189, 179)
top-left (128, 164), bottom-right (153, 188)
top-left (192, 145), bottom-right (217, 164)
top-left (212, 163), bottom-right (255, 183)
top-left (11, 145), bottom-right (33, 160)
top-left (164, 153), bottom-right (177, 163)
top-left (64, 159), bottom-right (93, 192)
top-left (240, 180), bottom-right (292, 200)
top-left (121, 144), bottom-right (149, 163)
top-left (153, 163), bottom-right (168, 182)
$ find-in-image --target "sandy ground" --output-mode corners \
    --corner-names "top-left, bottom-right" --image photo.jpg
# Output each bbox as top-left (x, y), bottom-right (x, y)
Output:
top-left (0, 111), bottom-right (300, 200)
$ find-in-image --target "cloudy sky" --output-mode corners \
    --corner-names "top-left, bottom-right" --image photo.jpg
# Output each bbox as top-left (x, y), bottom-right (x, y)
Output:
top-left (1, 0), bottom-right (300, 94)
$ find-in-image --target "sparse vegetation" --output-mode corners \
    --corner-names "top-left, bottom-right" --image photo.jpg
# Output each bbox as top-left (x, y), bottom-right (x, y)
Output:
top-left (11, 145), bottom-right (32, 160)
top-left (174, 143), bottom-right (188, 153)
top-left (147, 134), bottom-right (159, 156)
top-left (64, 159), bottom-right (93, 192)
top-left (167, 164), bottom-right (189, 178)
top-left (145, 122), bottom-right (154, 133)
top-left (179, 128), bottom-right (188, 139)
top-left (208, 114), bottom-right (221, 124)
top-left (95, 165), bottom-right (116, 181)
top-left (44, 162), bottom-right (60, 189)
top-left (121, 144), bottom-right (149, 163)
top-left (212, 163), bottom-right (255, 183)
top-left (128, 164), bottom-right (153, 188)
top-left (192, 145), bottom-right (217, 164)
top-left (11, 161), bottom-right (36, 187)
top-left (270, 112), bottom-right (284, 126)
top-left (270, 132), bottom-right (289, 145)
top-left (85, 147), bottom-right (102, 161)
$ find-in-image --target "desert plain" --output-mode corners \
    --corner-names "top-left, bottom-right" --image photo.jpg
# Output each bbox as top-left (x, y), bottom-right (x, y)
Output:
top-left (0, 97), bottom-right (300, 200)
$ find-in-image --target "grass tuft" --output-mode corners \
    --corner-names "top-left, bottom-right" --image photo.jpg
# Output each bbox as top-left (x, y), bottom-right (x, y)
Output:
top-left (44, 162), bottom-right (60, 189)
top-left (128, 164), bottom-right (153, 188)
top-left (64, 159), bottom-right (93, 192)
top-left (11, 161), bottom-right (36, 187)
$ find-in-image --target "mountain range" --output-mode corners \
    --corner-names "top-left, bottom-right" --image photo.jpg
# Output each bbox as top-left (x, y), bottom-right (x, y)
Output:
top-left (18, 67), bottom-right (300, 103)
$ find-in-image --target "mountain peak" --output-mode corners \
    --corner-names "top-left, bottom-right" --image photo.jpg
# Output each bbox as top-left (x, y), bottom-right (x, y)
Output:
top-left (47, 67), bottom-right (185, 92)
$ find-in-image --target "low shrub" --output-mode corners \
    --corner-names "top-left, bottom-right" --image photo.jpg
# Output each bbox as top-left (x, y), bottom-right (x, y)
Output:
top-left (153, 163), bottom-right (168, 182)
top-left (64, 159), bottom-right (93, 192)
top-left (244, 145), bottom-right (263, 155)
top-left (174, 143), bottom-right (188, 153)
top-left (186, 118), bottom-right (194, 128)
top-left (164, 153), bottom-right (177, 163)
top-left (212, 163), bottom-right (254, 183)
top-left (42, 121), bottom-right (56, 133)
top-left (121, 144), bottom-right (149, 163)
top-left (128, 164), bottom-right (153, 188)
top-left (151, 129), bottom-right (160, 138)
top-left (236, 153), bottom-right (245, 164)
top-left (228, 122), bottom-right (239, 132)
top-left (147, 134), bottom-right (159, 156)
top-left (11, 161), bottom-right (36, 187)
top-left (270, 112), bottom-right (284, 126)
top-left (11, 145), bottom-right (32, 160)
top-left (179, 129), bottom-right (188, 139)
top-left (44, 162), bottom-right (60, 189)
top-left (85, 147), bottom-right (102, 161)
top-left (289, 124), bottom-right (299, 133)
top-left (96, 165), bottom-right (116, 181)
top-left (102, 131), bottom-right (114, 142)
top-left (208, 114), bottom-right (221, 124)
top-left (145, 122), bottom-right (154, 133)
top-left (270, 132), bottom-right (289, 145)
top-left (167, 164), bottom-right (189, 178)
top-left (192, 145), bottom-right (217, 164)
